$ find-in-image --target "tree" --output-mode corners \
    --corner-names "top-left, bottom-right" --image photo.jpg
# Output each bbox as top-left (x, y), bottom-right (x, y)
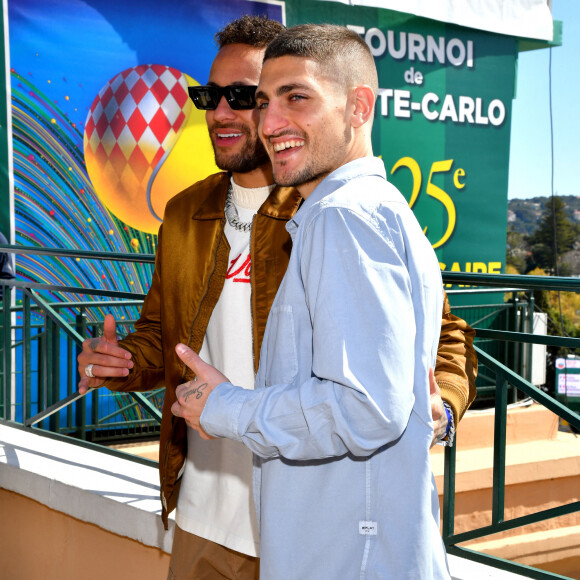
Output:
top-left (526, 197), bottom-right (579, 273)
top-left (506, 226), bottom-right (528, 273)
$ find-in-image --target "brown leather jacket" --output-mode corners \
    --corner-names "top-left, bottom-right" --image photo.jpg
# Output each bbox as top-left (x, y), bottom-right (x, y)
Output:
top-left (106, 171), bottom-right (477, 528)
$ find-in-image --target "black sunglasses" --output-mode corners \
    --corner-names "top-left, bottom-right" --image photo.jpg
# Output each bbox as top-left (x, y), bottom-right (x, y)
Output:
top-left (188, 85), bottom-right (258, 110)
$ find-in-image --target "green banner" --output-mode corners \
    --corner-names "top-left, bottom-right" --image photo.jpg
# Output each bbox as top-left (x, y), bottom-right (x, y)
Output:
top-left (288, 1), bottom-right (517, 304)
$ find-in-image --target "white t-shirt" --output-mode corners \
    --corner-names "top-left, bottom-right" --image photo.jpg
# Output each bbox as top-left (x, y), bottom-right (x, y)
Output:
top-left (175, 178), bottom-right (274, 556)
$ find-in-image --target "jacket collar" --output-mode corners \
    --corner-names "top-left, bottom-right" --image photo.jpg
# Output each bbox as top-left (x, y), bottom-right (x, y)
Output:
top-left (191, 172), bottom-right (303, 221)
top-left (258, 185), bottom-right (303, 220)
top-left (191, 172), bottom-right (230, 220)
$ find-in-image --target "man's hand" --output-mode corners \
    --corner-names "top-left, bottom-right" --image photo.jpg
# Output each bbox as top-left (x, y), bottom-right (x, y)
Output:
top-left (77, 314), bottom-right (133, 394)
top-left (429, 368), bottom-right (449, 448)
top-left (171, 343), bottom-right (228, 440)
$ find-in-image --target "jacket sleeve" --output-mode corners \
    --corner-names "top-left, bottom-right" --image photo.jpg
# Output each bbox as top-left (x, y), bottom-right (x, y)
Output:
top-left (435, 292), bottom-right (478, 424)
top-left (105, 225), bottom-right (166, 393)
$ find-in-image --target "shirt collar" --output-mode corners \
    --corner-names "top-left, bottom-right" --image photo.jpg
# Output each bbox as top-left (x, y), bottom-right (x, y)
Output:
top-left (287, 157), bottom-right (386, 235)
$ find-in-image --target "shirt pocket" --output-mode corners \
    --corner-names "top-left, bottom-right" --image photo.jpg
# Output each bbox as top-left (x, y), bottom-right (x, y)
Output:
top-left (263, 305), bottom-right (298, 387)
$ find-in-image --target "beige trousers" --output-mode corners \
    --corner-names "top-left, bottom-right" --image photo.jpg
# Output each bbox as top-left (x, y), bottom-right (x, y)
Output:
top-left (167, 525), bottom-right (259, 580)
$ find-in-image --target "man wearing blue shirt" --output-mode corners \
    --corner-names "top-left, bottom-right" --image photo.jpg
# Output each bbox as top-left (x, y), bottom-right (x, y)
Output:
top-left (173, 22), bottom-right (450, 579)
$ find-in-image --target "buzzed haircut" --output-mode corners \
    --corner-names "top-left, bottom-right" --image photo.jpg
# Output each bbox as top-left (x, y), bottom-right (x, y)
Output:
top-left (263, 23), bottom-right (378, 96)
top-left (216, 15), bottom-right (285, 49)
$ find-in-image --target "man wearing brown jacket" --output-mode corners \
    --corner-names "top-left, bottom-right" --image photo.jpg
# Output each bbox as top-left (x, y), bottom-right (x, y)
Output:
top-left (78, 15), bottom-right (476, 580)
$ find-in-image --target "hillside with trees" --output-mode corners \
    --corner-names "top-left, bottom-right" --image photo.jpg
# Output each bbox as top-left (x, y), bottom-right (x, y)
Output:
top-left (507, 195), bottom-right (580, 276)
top-left (508, 195), bottom-right (580, 236)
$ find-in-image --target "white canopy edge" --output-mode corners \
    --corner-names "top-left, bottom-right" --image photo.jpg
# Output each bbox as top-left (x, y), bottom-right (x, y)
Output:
top-left (317, 0), bottom-right (554, 41)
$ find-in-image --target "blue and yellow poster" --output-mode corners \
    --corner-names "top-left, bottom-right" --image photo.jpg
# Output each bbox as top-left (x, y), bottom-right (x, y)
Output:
top-left (9, 0), bottom-right (284, 296)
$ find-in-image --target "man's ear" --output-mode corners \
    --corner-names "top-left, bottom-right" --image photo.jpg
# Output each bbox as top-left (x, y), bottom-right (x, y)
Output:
top-left (350, 85), bottom-right (375, 128)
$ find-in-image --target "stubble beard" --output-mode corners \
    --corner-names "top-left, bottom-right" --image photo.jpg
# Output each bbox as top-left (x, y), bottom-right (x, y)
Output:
top-left (273, 163), bottom-right (329, 190)
top-left (273, 134), bottom-right (349, 189)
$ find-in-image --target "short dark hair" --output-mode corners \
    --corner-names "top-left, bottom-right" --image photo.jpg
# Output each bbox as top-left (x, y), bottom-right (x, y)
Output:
top-left (264, 24), bottom-right (378, 95)
top-left (215, 15), bottom-right (285, 49)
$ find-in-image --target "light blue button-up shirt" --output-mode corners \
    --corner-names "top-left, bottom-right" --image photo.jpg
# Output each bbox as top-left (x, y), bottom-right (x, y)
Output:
top-left (202, 157), bottom-right (449, 579)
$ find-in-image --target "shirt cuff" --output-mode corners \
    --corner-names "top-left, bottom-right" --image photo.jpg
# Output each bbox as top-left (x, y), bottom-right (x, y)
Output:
top-left (200, 382), bottom-right (255, 440)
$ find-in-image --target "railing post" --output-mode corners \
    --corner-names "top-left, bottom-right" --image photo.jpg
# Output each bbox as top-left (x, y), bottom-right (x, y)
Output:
top-left (51, 318), bottom-right (61, 433)
top-left (75, 309), bottom-right (88, 440)
top-left (67, 335), bottom-right (74, 431)
top-left (90, 319), bottom-right (102, 440)
top-left (23, 292), bottom-right (32, 424)
top-left (38, 309), bottom-right (46, 429)
top-left (91, 385), bottom-right (99, 441)
top-left (519, 296), bottom-right (531, 383)
top-left (442, 436), bottom-right (457, 542)
top-left (4, 286), bottom-right (12, 420)
top-left (46, 317), bottom-right (56, 431)
top-left (0, 290), bottom-right (6, 419)
top-left (527, 293), bottom-right (535, 383)
top-left (503, 296), bottom-right (512, 384)
top-left (492, 375), bottom-right (508, 525)
top-left (511, 296), bottom-right (521, 403)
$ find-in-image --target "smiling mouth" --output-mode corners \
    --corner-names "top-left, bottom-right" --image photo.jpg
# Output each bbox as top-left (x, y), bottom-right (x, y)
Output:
top-left (273, 140), bottom-right (305, 153)
top-left (217, 132), bottom-right (243, 139)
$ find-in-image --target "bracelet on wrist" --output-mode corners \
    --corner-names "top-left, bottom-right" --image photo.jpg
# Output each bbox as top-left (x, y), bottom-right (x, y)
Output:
top-left (436, 402), bottom-right (455, 447)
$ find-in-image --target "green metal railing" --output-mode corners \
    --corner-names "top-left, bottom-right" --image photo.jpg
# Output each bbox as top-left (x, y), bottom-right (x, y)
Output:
top-left (0, 244), bottom-right (161, 440)
top-left (451, 296), bottom-right (536, 401)
top-left (1, 247), bottom-right (579, 578)
top-left (442, 271), bottom-right (580, 580)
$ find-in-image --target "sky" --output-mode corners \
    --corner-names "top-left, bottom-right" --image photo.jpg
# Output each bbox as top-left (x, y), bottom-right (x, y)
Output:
top-left (507, 0), bottom-right (580, 200)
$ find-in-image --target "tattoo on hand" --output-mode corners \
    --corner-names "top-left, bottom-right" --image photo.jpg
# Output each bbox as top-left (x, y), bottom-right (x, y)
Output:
top-left (433, 415), bottom-right (447, 441)
top-left (183, 382), bottom-right (209, 402)
top-left (89, 338), bottom-right (101, 350)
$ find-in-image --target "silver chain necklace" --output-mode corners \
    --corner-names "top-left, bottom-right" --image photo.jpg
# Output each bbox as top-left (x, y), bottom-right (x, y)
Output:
top-left (225, 185), bottom-right (253, 232)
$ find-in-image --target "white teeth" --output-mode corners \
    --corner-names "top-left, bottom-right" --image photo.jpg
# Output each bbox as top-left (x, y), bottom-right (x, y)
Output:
top-left (273, 140), bottom-right (304, 152)
top-left (219, 133), bottom-right (242, 138)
